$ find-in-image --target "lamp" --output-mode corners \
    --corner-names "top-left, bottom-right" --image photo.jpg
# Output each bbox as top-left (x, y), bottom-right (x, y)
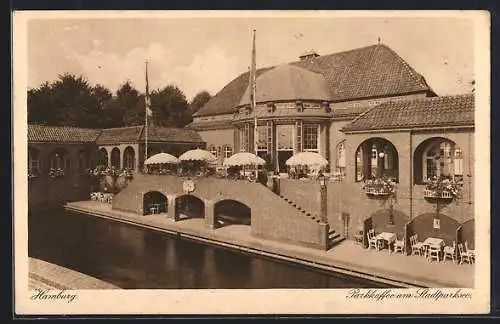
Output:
top-left (378, 151), bottom-right (385, 158)
top-left (319, 174), bottom-right (326, 186)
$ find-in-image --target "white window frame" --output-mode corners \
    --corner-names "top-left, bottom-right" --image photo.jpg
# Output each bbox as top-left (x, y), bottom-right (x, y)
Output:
top-left (302, 124), bottom-right (319, 153)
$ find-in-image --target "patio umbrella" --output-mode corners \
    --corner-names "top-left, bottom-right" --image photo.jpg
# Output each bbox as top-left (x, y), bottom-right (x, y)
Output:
top-left (285, 152), bottom-right (328, 167)
top-left (179, 148), bottom-right (217, 163)
top-left (144, 152), bottom-right (179, 165)
top-left (223, 152), bottom-right (266, 167)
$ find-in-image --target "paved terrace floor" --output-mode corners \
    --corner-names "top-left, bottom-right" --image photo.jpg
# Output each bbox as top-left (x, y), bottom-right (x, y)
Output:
top-left (29, 258), bottom-right (120, 290)
top-left (65, 201), bottom-right (474, 288)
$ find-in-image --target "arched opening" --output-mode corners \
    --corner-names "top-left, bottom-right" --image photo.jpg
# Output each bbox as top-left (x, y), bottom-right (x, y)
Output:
top-left (367, 209), bottom-right (409, 241)
top-left (143, 191), bottom-right (168, 215)
top-left (49, 147), bottom-right (69, 175)
top-left (214, 199), bottom-right (251, 227)
top-left (110, 147), bottom-right (121, 169)
top-left (355, 138), bottom-right (399, 182)
top-left (408, 213), bottom-right (460, 247)
top-left (175, 195), bottom-right (205, 220)
top-left (461, 219), bottom-right (475, 250)
top-left (28, 146), bottom-right (41, 177)
top-left (77, 149), bottom-right (89, 170)
top-left (123, 146), bottom-right (135, 170)
top-left (98, 148), bottom-right (108, 167)
top-left (413, 137), bottom-right (463, 185)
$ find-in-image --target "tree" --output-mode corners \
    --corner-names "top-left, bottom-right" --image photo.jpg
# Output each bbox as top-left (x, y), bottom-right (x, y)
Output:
top-left (189, 91), bottom-right (211, 114)
top-left (150, 85), bottom-right (191, 127)
top-left (92, 84), bottom-right (113, 128)
top-left (27, 74), bottom-right (104, 128)
top-left (114, 81), bottom-right (143, 126)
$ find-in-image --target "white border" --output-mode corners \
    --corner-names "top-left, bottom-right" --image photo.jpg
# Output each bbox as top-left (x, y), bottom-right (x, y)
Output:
top-left (13, 10), bottom-right (491, 315)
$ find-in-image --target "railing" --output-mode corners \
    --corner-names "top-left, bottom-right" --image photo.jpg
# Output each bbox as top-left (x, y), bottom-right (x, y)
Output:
top-left (364, 187), bottom-right (392, 197)
top-left (424, 189), bottom-right (453, 199)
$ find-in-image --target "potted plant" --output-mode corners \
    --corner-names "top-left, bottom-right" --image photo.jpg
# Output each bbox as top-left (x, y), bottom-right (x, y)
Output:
top-left (48, 167), bottom-right (65, 178)
top-left (362, 176), bottom-right (397, 197)
top-left (424, 176), bottom-right (461, 200)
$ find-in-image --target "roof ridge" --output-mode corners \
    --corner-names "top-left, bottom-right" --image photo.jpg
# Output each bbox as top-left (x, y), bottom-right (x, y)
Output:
top-left (28, 124), bottom-right (100, 131)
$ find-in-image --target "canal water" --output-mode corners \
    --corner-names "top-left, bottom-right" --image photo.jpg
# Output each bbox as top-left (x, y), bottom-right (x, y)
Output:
top-left (28, 208), bottom-right (392, 289)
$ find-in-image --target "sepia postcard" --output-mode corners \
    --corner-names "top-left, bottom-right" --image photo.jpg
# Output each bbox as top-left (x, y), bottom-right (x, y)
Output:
top-left (13, 10), bottom-right (491, 315)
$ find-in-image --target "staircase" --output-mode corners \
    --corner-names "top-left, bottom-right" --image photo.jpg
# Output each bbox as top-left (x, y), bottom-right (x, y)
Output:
top-left (278, 194), bottom-right (345, 249)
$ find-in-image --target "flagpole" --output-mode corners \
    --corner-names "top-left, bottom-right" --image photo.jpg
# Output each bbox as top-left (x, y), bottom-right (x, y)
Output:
top-left (251, 29), bottom-right (258, 179)
top-left (145, 61), bottom-right (149, 162)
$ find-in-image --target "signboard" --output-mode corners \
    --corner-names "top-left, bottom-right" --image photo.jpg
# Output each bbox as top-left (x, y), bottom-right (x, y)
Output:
top-left (183, 180), bottom-right (195, 194)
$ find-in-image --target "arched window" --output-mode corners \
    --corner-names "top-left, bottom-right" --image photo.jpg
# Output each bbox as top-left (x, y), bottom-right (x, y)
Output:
top-left (50, 148), bottom-right (68, 170)
top-left (110, 147), bottom-right (120, 169)
top-left (414, 138), bottom-right (462, 184)
top-left (123, 146), bottom-right (135, 170)
top-left (77, 150), bottom-right (88, 170)
top-left (28, 147), bottom-right (41, 176)
top-left (355, 138), bottom-right (399, 182)
top-left (224, 145), bottom-right (233, 159)
top-left (98, 148), bottom-right (108, 167)
top-left (336, 141), bottom-right (346, 172)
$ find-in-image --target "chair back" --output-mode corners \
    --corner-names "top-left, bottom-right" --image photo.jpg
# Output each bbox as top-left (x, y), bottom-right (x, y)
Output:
top-left (409, 234), bottom-right (416, 246)
top-left (368, 229), bottom-right (375, 239)
top-left (458, 243), bottom-right (464, 254)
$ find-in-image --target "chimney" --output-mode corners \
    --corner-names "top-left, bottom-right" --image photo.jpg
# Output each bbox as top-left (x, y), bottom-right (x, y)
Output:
top-left (299, 49), bottom-right (320, 61)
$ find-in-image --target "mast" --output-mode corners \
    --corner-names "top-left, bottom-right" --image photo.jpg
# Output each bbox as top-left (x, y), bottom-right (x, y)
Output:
top-left (250, 29), bottom-right (258, 178)
top-left (145, 61), bottom-right (151, 162)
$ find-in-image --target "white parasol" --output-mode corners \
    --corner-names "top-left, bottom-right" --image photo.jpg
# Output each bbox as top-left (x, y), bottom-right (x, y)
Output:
top-left (179, 149), bottom-right (217, 162)
top-left (285, 152), bottom-right (329, 167)
top-left (223, 152), bottom-right (266, 167)
top-left (144, 152), bottom-right (179, 165)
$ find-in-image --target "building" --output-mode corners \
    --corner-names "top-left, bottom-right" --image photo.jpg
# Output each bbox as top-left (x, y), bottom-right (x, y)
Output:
top-left (186, 43), bottom-right (475, 248)
top-left (28, 124), bottom-right (205, 208)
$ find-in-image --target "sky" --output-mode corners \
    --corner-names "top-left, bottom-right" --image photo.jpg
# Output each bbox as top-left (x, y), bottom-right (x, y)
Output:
top-left (26, 13), bottom-right (475, 101)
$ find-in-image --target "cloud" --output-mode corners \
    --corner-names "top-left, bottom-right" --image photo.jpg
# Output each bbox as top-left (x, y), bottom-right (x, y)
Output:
top-left (72, 43), bottom-right (241, 100)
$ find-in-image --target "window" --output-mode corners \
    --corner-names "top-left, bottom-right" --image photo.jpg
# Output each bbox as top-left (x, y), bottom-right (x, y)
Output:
top-left (276, 124), bottom-right (294, 150)
top-left (210, 146), bottom-right (218, 158)
top-left (355, 138), bottom-right (399, 182)
top-left (110, 147), bottom-right (120, 169)
top-left (28, 147), bottom-right (41, 176)
top-left (423, 140), bottom-right (461, 181)
top-left (50, 148), bottom-right (68, 170)
top-left (256, 126), bottom-right (267, 152)
top-left (303, 124), bottom-right (319, 153)
top-left (240, 124), bottom-right (250, 152)
top-left (224, 145), bottom-right (233, 159)
top-left (124, 146), bottom-right (135, 170)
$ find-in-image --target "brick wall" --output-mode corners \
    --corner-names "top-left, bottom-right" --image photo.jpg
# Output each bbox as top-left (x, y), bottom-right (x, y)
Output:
top-left (112, 174), bottom-right (329, 249)
top-left (28, 143), bottom-right (98, 209)
top-left (279, 178), bottom-right (321, 215)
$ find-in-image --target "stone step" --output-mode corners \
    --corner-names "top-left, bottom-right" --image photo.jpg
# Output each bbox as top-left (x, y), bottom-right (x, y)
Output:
top-left (329, 235), bottom-right (346, 248)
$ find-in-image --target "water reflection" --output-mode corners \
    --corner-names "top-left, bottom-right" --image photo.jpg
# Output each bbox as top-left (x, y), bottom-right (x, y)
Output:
top-left (28, 209), bottom-right (391, 289)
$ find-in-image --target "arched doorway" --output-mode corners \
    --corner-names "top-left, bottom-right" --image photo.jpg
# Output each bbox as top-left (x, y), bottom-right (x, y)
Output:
top-left (143, 191), bottom-right (168, 215)
top-left (175, 195), bottom-right (205, 220)
top-left (355, 137), bottom-right (399, 182)
top-left (123, 146), bottom-right (135, 170)
top-left (214, 199), bottom-right (251, 227)
top-left (98, 148), bottom-right (108, 167)
top-left (111, 147), bottom-right (121, 169)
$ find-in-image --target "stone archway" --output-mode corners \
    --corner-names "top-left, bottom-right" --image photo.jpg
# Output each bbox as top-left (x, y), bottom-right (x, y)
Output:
top-left (175, 195), bottom-right (205, 220)
top-left (214, 199), bottom-right (251, 227)
top-left (143, 191), bottom-right (168, 215)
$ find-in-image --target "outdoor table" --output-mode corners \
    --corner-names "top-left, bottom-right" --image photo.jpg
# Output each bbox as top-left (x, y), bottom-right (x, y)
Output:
top-left (375, 232), bottom-right (397, 253)
top-left (422, 237), bottom-right (445, 257)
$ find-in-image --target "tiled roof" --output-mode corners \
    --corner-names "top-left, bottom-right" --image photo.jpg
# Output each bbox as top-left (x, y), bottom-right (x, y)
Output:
top-left (194, 44), bottom-right (433, 117)
top-left (95, 125), bottom-right (204, 145)
top-left (341, 94), bottom-right (475, 132)
top-left (238, 64), bottom-right (330, 106)
top-left (28, 124), bottom-right (101, 143)
top-left (95, 126), bottom-right (143, 145)
top-left (141, 126), bottom-right (204, 143)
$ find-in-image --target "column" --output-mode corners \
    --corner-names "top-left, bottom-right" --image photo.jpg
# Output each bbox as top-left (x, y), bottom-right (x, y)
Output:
top-left (106, 147), bottom-right (112, 168)
top-left (167, 195), bottom-right (178, 221)
top-left (134, 144), bottom-right (140, 173)
top-left (362, 141), bottom-right (371, 179)
top-left (119, 146), bottom-right (124, 170)
top-left (204, 199), bottom-right (216, 229)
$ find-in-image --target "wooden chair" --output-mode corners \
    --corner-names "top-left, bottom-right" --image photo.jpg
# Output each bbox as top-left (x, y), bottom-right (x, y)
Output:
top-left (465, 241), bottom-right (475, 263)
top-left (427, 245), bottom-right (441, 262)
top-left (394, 234), bottom-right (405, 254)
top-left (367, 229), bottom-right (378, 250)
top-left (458, 243), bottom-right (473, 264)
top-left (443, 241), bottom-right (456, 263)
top-left (410, 234), bottom-right (424, 256)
